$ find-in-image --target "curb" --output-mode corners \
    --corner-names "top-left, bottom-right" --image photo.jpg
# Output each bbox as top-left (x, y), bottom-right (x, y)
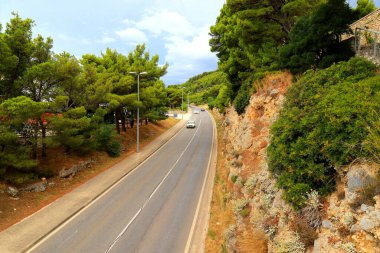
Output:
top-left (0, 118), bottom-right (187, 253)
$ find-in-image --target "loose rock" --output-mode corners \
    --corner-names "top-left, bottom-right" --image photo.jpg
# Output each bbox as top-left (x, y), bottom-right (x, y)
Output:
top-left (6, 186), bottom-right (19, 198)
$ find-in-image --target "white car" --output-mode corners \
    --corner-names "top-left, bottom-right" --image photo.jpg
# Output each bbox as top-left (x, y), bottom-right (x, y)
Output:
top-left (193, 110), bottom-right (200, 114)
top-left (186, 120), bottom-right (196, 128)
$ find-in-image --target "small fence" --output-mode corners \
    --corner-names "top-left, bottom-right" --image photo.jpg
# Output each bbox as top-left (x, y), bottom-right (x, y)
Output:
top-left (354, 27), bottom-right (380, 65)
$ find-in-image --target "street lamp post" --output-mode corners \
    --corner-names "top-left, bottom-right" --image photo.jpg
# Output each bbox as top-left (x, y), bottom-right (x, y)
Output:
top-left (187, 92), bottom-right (189, 113)
top-left (181, 88), bottom-right (184, 119)
top-left (129, 71), bottom-right (147, 153)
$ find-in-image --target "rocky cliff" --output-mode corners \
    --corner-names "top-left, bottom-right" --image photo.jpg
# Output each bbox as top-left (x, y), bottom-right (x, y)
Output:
top-left (212, 72), bottom-right (380, 253)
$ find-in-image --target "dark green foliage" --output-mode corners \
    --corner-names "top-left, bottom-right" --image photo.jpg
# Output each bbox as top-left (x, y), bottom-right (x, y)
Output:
top-left (214, 85), bottom-right (232, 113)
top-left (233, 82), bottom-right (251, 114)
top-left (95, 124), bottom-right (121, 157)
top-left (4, 171), bottom-right (37, 185)
top-left (49, 107), bottom-right (97, 154)
top-left (280, 0), bottom-right (356, 74)
top-left (106, 140), bottom-right (121, 157)
top-left (210, 0), bottom-right (323, 101)
top-left (268, 58), bottom-right (380, 208)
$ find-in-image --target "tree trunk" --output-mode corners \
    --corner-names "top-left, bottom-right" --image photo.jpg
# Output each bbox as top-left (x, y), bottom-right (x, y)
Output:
top-left (130, 115), bottom-right (134, 129)
top-left (41, 122), bottom-right (47, 158)
top-left (114, 111), bottom-right (120, 134)
top-left (145, 118), bottom-right (148, 125)
top-left (121, 110), bottom-right (127, 132)
top-left (33, 121), bottom-right (38, 159)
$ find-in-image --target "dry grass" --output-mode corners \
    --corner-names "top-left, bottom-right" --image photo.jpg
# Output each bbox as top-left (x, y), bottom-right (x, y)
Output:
top-left (235, 228), bottom-right (268, 253)
top-left (205, 111), bottom-right (235, 253)
top-left (0, 118), bottom-right (178, 231)
top-left (253, 71), bottom-right (292, 96)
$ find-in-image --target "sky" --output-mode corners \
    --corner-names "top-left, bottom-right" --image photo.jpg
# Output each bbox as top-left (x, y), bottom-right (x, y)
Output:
top-left (1, 0), bottom-right (379, 85)
top-left (0, 0), bottom-right (225, 85)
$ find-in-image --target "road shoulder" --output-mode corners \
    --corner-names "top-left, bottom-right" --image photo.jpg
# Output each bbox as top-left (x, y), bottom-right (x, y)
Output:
top-left (0, 119), bottom-right (187, 253)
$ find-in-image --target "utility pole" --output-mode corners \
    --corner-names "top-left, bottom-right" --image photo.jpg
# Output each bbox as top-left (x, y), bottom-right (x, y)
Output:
top-left (129, 71), bottom-right (147, 153)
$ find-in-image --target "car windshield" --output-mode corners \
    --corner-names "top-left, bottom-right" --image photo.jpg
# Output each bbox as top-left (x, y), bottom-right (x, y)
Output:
top-left (187, 121), bottom-right (195, 124)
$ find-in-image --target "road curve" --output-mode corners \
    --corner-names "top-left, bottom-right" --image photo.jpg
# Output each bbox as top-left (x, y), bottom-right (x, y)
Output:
top-left (28, 110), bottom-right (214, 253)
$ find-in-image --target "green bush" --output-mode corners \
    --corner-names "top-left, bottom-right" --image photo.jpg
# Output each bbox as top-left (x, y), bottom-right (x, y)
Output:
top-left (95, 124), bottom-right (121, 157)
top-left (4, 172), bottom-right (37, 185)
top-left (268, 58), bottom-right (380, 208)
top-left (233, 82), bottom-right (251, 114)
top-left (106, 140), bottom-right (121, 157)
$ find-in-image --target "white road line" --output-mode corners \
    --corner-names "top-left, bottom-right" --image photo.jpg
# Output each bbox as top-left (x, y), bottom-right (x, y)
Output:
top-left (27, 122), bottom-right (186, 253)
top-left (105, 120), bottom-right (203, 253)
top-left (184, 113), bottom-right (215, 253)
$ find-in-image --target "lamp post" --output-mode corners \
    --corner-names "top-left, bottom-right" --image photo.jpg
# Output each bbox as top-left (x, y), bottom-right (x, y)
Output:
top-left (129, 71), bottom-right (147, 153)
top-left (181, 87), bottom-right (184, 119)
top-left (187, 92), bottom-right (189, 113)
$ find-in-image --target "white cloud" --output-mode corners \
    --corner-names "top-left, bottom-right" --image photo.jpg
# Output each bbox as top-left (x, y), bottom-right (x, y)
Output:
top-left (136, 9), bottom-right (196, 37)
top-left (116, 27), bottom-right (148, 44)
top-left (97, 37), bottom-right (115, 44)
top-left (163, 26), bottom-right (218, 84)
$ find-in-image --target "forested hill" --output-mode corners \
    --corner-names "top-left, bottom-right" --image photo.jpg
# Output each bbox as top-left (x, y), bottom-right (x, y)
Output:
top-left (167, 71), bottom-right (232, 113)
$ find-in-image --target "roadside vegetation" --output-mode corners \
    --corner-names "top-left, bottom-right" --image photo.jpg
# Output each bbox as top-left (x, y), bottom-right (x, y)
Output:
top-left (0, 13), bottom-right (171, 186)
top-left (205, 0), bottom-right (379, 210)
top-left (268, 58), bottom-right (380, 208)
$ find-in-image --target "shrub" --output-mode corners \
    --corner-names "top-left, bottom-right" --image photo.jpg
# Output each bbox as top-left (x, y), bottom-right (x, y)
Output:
top-left (240, 207), bottom-right (250, 217)
top-left (4, 172), bottom-right (37, 185)
top-left (289, 215), bottom-right (318, 248)
top-left (208, 229), bottom-right (217, 240)
top-left (106, 140), bottom-right (121, 157)
top-left (301, 190), bottom-right (323, 228)
top-left (272, 230), bottom-right (305, 253)
top-left (364, 111), bottom-right (380, 162)
top-left (231, 174), bottom-right (238, 183)
top-left (232, 198), bottom-right (248, 215)
top-left (233, 82), bottom-right (251, 114)
top-left (268, 58), bottom-right (380, 208)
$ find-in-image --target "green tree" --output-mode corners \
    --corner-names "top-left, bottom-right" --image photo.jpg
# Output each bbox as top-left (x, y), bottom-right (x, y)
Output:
top-left (210, 0), bottom-right (323, 113)
top-left (280, 0), bottom-right (356, 74)
top-left (214, 84), bottom-right (232, 113)
top-left (356, 0), bottom-right (376, 18)
top-left (0, 96), bottom-right (47, 183)
top-left (80, 45), bottom-right (168, 133)
top-left (0, 13), bottom-right (34, 98)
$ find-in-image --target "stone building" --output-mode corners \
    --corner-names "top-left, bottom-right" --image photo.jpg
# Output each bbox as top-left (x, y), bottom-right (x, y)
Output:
top-left (348, 9), bottom-right (380, 64)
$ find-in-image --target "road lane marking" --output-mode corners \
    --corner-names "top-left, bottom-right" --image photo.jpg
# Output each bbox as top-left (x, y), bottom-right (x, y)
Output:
top-left (27, 121), bottom-right (188, 253)
top-left (184, 112), bottom-right (215, 253)
top-left (105, 120), bottom-right (203, 253)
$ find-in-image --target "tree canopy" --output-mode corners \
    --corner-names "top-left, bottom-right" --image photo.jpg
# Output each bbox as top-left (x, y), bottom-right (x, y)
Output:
top-left (0, 13), bottom-right (171, 184)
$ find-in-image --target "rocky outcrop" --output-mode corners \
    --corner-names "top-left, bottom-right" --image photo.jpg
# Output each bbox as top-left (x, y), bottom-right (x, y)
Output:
top-left (217, 72), bottom-right (301, 252)
top-left (216, 71), bottom-right (380, 253)
top-left (6, 186), bottom-right (19, 198)
top-left (59, 159), bottom-right (96, 178)
top-left (21, 178), bottom-right (48, 192)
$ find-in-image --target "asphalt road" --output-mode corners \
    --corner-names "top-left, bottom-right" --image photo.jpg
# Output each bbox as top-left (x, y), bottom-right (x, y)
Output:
top-left (28, 110), bottom-right (214, 253)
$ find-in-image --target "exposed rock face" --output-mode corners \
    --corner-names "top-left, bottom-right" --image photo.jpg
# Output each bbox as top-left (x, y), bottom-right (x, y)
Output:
top-left (311, 162), bottom-right (380, 253)
top-left (217, 72), bottom-right (298, 252)
top-left (347, 163), bottom-right (378, 193)
top-left (215, 71), bottom-right (380, 253)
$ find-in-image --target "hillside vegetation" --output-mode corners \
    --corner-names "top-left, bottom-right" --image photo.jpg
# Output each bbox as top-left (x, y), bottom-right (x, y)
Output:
top-left (168, 71), bottom-right (233, 113)
top-left (268, 58), bottom-right (380, 208)
top-left (0, 14), bottom-right (170, 185)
